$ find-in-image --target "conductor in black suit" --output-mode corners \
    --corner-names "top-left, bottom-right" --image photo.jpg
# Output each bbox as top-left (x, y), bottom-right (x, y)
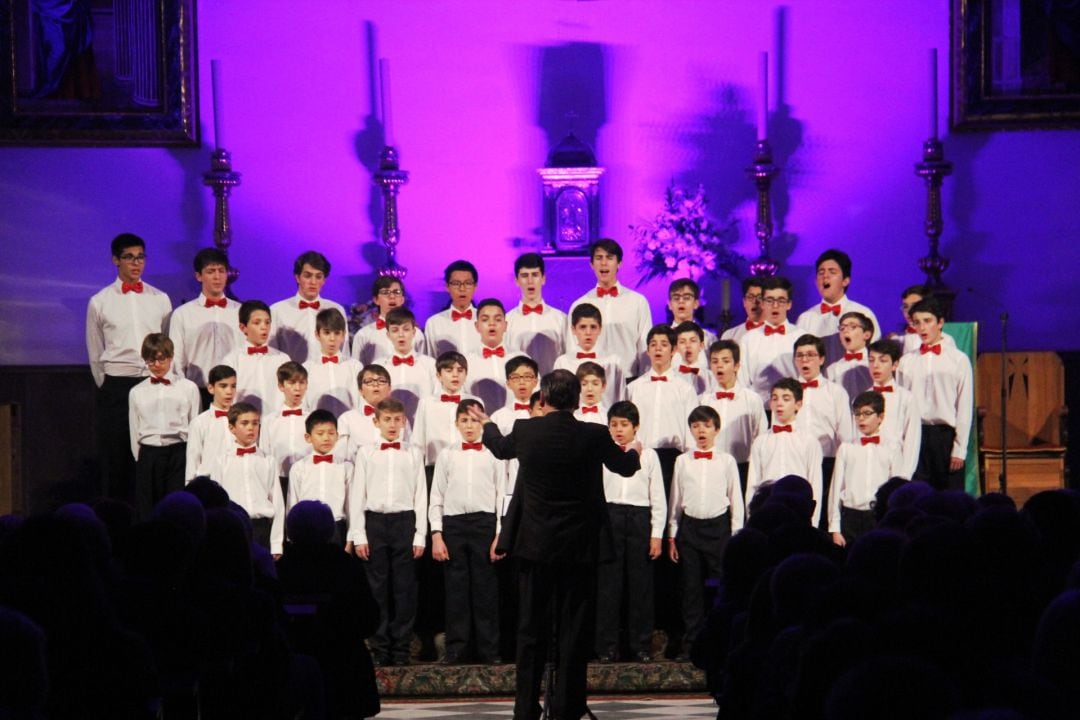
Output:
top-left (473, 369), bottom-right (641, 720)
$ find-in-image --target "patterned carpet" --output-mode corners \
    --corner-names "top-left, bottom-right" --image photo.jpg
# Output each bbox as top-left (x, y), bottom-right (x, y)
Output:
top-left (378, 696), bottom-right (716, 718)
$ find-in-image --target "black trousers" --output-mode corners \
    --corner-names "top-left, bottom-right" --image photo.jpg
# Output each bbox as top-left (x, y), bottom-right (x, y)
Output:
top-left (134, 442), bottom-right (186, 521)
top-left (736, 461), bottom-right (749, 498)
top-left (840, 506), bottom-right (876, 547)
top-left (364, 510), bottom-right (418, 661)
top-left (675, 513), bottom-right (730, 650)
top-left (443, 512), bottom-right (499, 661)
top-left (915, 424), bottom-right (965, 491)
top-left (251, 516), bottom-right (272, 551)
top-left (654, 446), bottom-right (681, 649)
top-left (515, 559), bottom-right (595, 720)
top-left (595, 504), bottom-right (654, 657)
top-left (416, 465), bottom-right (443, 659)
top-left (819, 456), bottom-right (836, 530)
top-left (96, 375), bottom-right (143, 504)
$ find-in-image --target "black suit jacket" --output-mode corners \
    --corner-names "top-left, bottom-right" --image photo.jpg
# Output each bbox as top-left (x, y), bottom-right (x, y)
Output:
top-left (484, 410), bottom-right (640, 564)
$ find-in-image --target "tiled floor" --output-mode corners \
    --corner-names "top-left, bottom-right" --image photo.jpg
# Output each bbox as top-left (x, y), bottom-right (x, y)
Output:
top-left (377, 696), bottom-right (716, 718)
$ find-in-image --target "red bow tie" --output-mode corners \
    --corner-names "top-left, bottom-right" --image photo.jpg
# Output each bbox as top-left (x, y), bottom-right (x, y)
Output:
top-left (380, 442), bottom-right (400, 451)
top-left (596, 286), bottom-right (619, 298)
top-left (801, 380), bottom-right (819, 389)
top-left (393, 355), bottom-right (414, 366)
top-left (451, 309), bottom-right (473, 321)
top-left (121, 281), bottom-right (143, 294)
top-left (905, 325), bottom-right (918, 334)
top-left (746, 320), bottom-right (764, 331)
top-left (299, 300), bottom-right (320, 310)
top-left (576, 352), bottom-right (596, 359)
top-left (441, 394), bottom-right (461, 403)
top-left (322, 356), bottom-right (338, 364)
top-left (363, 405), bottom-right (375, 416)
top-left (462, 442), bottom-right (483, 451)
top-left (248, 346), bottom-right (268, 355)
top-left (764, 324), bottom-right (785, 336)
top-left (205, 297), bottom-right (227, 308)
top-left (693, 451), bottom-right (713, 460)
top-left (844, 352), bottom-right (863, 361)
top-left (773, 424), bottom-right (793, 433)
top-left (375, 318), bottom-right (387, 330)
top-left (522, 304), bottom-right (543, 315)
top-left (236, 446), bottom-right (256, 456)
top-left (679, 365), bottom-right (699, 375)
top-left (920, 343), bottom-right (942, 355)
top-left (821, 302), bottom-right (842, 316)
top-left (651, 375), bottom-right (668, 382)
top-left (282, 408), bottom-right (302, 417)
top-left (715, 391), bottom-right (735, 400)
top-left (873, 385), bottom-right (893, 393)
top-left (482, 346), bottom-right (505, 359)
top-left (150, 376), bottom-right (171, 385)
top-left (580, 405), bottom-right (599, 414)
top-left (861, 436), bottom-right (880, 446)
top-left (215, 410), bottom-right (229, 418)
top-left (514, 403), bottom-right (531, 411)
top-left (313, 454), bottom-right (334, 464)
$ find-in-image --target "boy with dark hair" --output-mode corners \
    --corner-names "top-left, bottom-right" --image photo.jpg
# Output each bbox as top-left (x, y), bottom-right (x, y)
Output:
top-left (412, 352), bottom-right (478, 465)
top-left (700, 340), bottom-right (766, 494)
top-left (168, 247), bottom-right (243, 401)
top-left (426, 260), bottom-right (482, 356)
top-left (490, 356), bottom-right (539, 434)
top-left (350, 397), bottom-right (428, 666)
top-left (554, 303), bottom-right (626, 407)
top-left (896, 297), bottom-right (973, 491)
top-left (129, 333), bottom-right (201, 519)
top-left (375, 306), bottom-right (435, 424)
top-left (827, 391), bottom-right (903, 547)
top-left (270, 250), bottom-right (350, 364)
top-left (211, 401), bottom-right (285, 555)
top-left (829, 311), bottom-right (874, 400)
top-left (673, 321), bottom-right (713, 395)
top-left (260, 361), bottom-right (311, 498)
top-left (795, 248), bottom-right (881, 366)
top-left (288, 409), bottom-right (353, 547)
top-left (737, 276), bottom-right (799, 404)
top-left (429, 398), bottom-right (506, 664)
top-left (87, 232), bottom-right (172, 502)
top-left (595, 400), bottom-right (666, 663)
top-left (667, 405), bottom-right (743, 660)
top-left (186, 364), bottom-right (238, 480)
top-left (867, 339), bottom-right (921, 479)
top-left (720, 277), bottom-right (765, 342)
top-left (506, 252), bottom-right (567, 374)
top-left (746, 378), bottom-right (823, 524)
top-left (573, 362), bottom-right (608, 424)
top-left (569, 239), bottom-right (653, 376)
top-left (303, 308), bottom-right (362, 415)
top-left (337, 364), bottom-right (412, 458)
top-left (352, 276), bottom-right (426, 365)
top-left (220, 300), bottom-right (287, 414)
top-left (892, 284), bottom-right (955, 355)
top-left (667, 279), bottom-right (718, 346)
top-left (465, 299), bottom-right (526, 415)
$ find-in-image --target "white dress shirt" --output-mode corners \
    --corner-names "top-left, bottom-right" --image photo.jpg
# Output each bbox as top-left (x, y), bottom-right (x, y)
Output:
top-left (411, 391), bottom-right (477, 465)
top-left (424, 305), bottom-right (482, 357)
top-left (793, 375), bottom-right (855, 458)
top-left (896, 341), bottom-right (974, 460)
top-left (269, 294), bottom-right (350, 364)
top-left (128, 373), bottom-right (201, 457)
top-left (899, 327), bottom-right (954, 355)
top-left (220, 343), bottom-right (289, 415)
top-left (627, 366), bottom-right (697, 451)
top-left (490, 401), bottom-right (532, 436)
top-left (303, 355), bottom-right (363, 416)
top-left (827, 435), bottom-right (904, 533)
top-left (574, 402), bottom-right (608, 425)
top-left (375, 351), bottom-right (437, 425)
top-left (349, 442), bottom-right (428, 547)
top-left (827, 352), bottom-right (872, 401)
top-left (352, 317), bottom-right (426, 366)
top-left (210, 442), bottom-right (285, 553)
top-left (86, 278), bottom-right (172, 386)
top-left (795, 295), bottom-right (882, 367)
top-left (668, 447), bottom-right (745, 536)
top-left (720, 319), bottom-right (764, 344)
top-left (605, 446), bottom-right (667, 539)
top-left (746, 426), bottom-right (824, 524)
top-left (288, 453), bottom-right (353, 521)
top-left (506, 300), bottom-right (567, 375)
top-left (699, 385), bottom-right (767, 464)
top-left (872, 380), bottom-right (922, 480)
top-left (185, 406), bottom-right (233, 480)
top-left (167, 295), bottom-right (244, 387)
top-left (552, 351), bottom-right (626, 407)
top-left (737, 321), bottom-right (799, 404)
top-left (260, 405), bottom-right (311, 478)
top-left (464, 346), bottom-right (525, 416)
top-left (674, 351), bottom-right (714, 396)
top-left (429, 444), bottom-right (507, 532)
top-left (568, 282), bottom-right (653, 375)
top-left (335, 404), bottom-right (412, 460)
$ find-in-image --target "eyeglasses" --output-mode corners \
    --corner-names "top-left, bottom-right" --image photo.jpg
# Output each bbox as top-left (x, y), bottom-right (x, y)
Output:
top-left (145, 355), bottom-right (170, 365)
top-left (447, 281), bottom-right (475, 289)
top-left (853, 410), bottom-right (879, 419)
top-left (838, 322), bottom-right (865, 331)
top-left (762, 296), bottom-right (789, 306)
top-left (378, 288), bottom-right (404, 297)
top-left (119, 253), bottom-right (147, 262)
top-left (744, 294), bottom-right (763, 303)
top-left (669, 293), bottom-right (697, 302)
top-left (794, 352), bottom-right (820, 360)
top-left (362, 378), bottom-right (390, 387)
top-left (508, 373), bottom-right (537, 382)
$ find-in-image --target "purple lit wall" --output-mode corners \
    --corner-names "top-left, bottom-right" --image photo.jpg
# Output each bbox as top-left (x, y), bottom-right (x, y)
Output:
top-left (1, 0), bottom-right (1078, 366)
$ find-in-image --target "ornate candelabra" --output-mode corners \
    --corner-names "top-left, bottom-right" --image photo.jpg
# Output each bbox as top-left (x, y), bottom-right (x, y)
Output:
top-left (746, 139), bottom-right (780, 277)
top-left (374, 145), bottom-right (409, 279)
top-left (914, 138), bottom-right (955, 313)
top-left (201, 149), bottom-right (242, 291)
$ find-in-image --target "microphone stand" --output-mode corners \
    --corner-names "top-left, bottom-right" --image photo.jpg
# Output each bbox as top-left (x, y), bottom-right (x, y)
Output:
top-left (999, 312), bottom-right (1008, 495)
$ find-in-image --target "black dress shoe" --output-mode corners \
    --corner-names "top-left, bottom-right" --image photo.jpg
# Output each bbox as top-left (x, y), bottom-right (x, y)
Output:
top-left (633, 651), bottom-right (651, 663)
top-left (372, 654), bottom-right (392, 667)
top-left (595, 652), bottom-right (616, 663)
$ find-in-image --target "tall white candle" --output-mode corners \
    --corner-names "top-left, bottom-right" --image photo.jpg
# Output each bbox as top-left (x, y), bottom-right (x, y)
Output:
top-left (757, 51), bottom-right (768, 141)
top-left (379, 58), bottom-right (395, 147)
top-left (211, 59), bottom-right (225, 149)
top-left (929, 48), bottom-right (938, 139)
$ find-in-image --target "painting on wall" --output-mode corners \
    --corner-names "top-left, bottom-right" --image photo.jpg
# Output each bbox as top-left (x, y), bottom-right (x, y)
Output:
top-left (0, 0), bottom-right (197, 146)
top-left (952, 0), bottom-right (1080, 130)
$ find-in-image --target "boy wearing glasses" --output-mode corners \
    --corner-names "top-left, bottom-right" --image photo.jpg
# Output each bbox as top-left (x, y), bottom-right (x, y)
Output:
top-left (352, 277), bottom-right (426, 365)
top-left (736, 276), bottom-right (799, 404)
top-left (795, 249), bottom-right (881, 367)
top-left (506, 253), bottom-right (567, 375)
top-left (87, 233), bottom-right (172, 503)
top-left (490, 356), bottom-right (540, 434)
top-left (721, 277), bottom-right (766, 342)
top-left (425, 260), bottom-right (483, 356)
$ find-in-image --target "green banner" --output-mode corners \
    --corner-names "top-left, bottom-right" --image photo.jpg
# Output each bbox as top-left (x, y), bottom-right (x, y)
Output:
top-left (944, 321), bottom-right (979, 495)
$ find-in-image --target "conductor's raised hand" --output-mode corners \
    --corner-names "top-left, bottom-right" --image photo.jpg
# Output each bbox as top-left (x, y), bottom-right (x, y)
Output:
top-left (467, 404), bottom-right (491, 426)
